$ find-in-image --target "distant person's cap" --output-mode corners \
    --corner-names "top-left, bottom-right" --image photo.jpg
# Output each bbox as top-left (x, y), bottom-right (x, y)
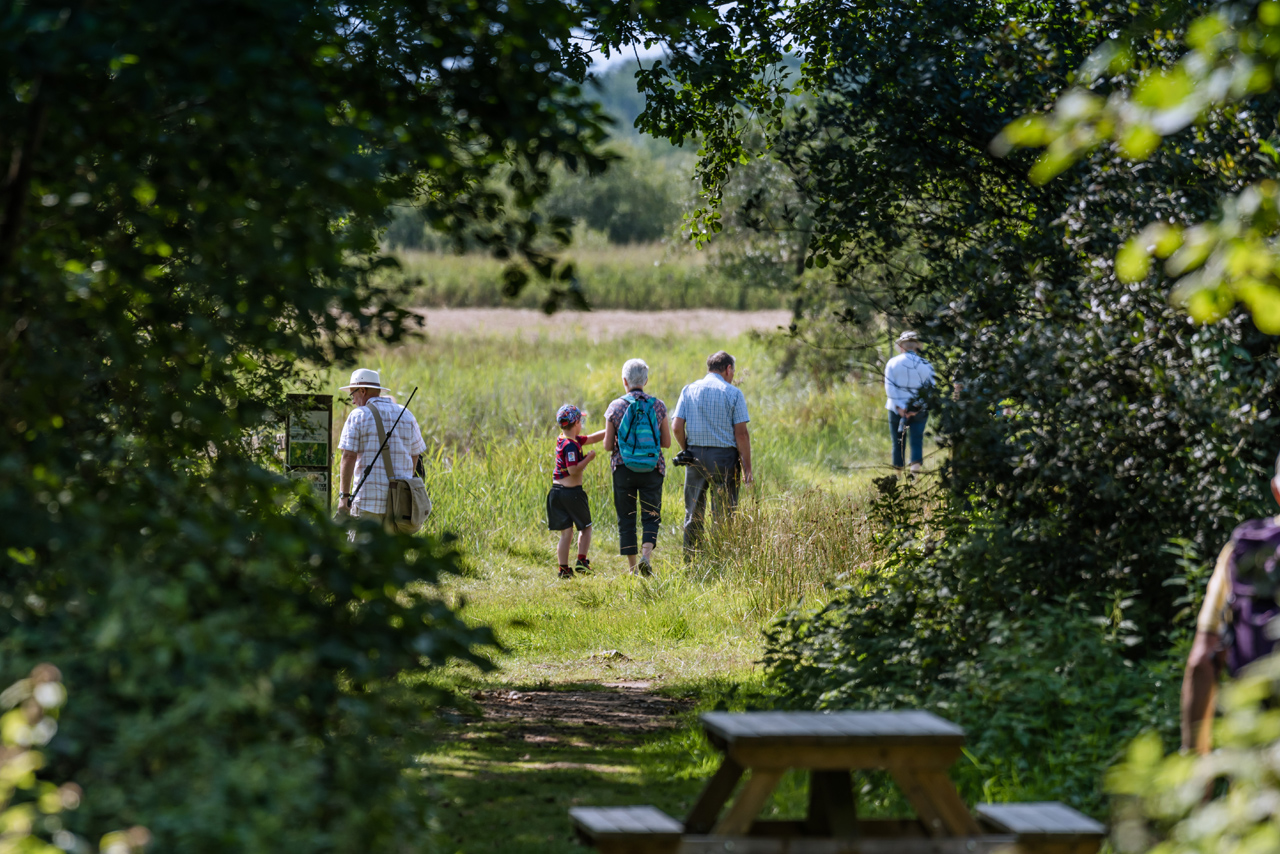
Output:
top-left (556, 404), bottom-right (582, 428)
top-left (339, 368), bottom-right (391, 391)
top-left (897, 331), bottom-right (921, 343)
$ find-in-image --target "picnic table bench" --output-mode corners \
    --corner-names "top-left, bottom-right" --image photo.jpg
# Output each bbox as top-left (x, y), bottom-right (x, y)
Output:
top-left (570, 710), bottom-right (1104, 854)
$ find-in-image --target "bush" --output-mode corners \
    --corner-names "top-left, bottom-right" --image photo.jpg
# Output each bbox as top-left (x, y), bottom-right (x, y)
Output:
top-left (761, 479), bottom-right (1200, 816)
top-left (5, 466), bottom-right (494, 853)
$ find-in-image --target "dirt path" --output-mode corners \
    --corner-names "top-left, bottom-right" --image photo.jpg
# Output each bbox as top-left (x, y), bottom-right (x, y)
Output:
top-left (414, 307), bottom-right (792, 341)
top-left (472, 683), bottom-right (690, 734)
top-left (426, 683), bottom-right (701, 853)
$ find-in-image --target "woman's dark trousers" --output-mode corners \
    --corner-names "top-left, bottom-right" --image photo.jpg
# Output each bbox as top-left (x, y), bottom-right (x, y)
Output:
top-left (612, 466), bottom-right (664, 555)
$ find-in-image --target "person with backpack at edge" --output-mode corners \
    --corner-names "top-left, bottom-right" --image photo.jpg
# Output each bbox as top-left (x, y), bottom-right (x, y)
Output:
top-left (1183, 450), bottom-right (1280, 753)
top-left (603, 359), bottom-right (672, 576)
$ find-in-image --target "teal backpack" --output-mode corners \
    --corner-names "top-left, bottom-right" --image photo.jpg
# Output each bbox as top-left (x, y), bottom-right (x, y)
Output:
top-left (617, 393), bottom-right (661, 473)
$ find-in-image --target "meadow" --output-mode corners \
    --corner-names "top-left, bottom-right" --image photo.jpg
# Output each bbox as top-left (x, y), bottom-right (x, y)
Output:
top-left (319, 329), bottom-right (904, 677)
top-left (387, 244), bottom-right (788, 312)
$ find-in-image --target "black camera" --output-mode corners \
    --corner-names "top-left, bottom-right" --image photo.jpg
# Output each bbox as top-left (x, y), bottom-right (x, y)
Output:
top-left (672, 449), bottom-right (696, 467)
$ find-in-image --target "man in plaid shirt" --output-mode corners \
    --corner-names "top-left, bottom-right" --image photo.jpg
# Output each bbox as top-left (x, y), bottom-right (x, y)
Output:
top-left (336, 368), bottom-right (426, 526)
top-left (672, 350), bottom-right (752, 555)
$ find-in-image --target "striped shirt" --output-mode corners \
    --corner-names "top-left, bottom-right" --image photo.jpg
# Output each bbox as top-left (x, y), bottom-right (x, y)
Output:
top-left (672, 373), bottom-right (749, 449)
top-left (337, 396), bottom-right (427, 515)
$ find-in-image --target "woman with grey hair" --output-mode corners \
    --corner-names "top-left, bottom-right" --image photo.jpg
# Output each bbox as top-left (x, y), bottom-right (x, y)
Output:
top-left (603, 358), bottom-right (672, 575)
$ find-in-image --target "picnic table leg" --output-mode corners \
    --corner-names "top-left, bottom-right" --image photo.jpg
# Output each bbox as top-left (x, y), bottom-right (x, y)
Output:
top-left (912, 769), bottom-right (981, 835)
top-left (889, 767), bottom-right (981, 837)
top-left (712, 768), bottom-right (785, 836)
top-left (806, 769), bottom-right (858, 838)
top-left (683, 757), bottom-right (745, 834)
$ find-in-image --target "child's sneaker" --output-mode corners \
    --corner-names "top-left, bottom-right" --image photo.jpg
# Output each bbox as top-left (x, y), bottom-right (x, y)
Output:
top-left (558, 566), bottom-right (574, 579)
top-left (574, 557), bottom-right (592, 575)
top-left (637, 557), bottom-right (653, 577)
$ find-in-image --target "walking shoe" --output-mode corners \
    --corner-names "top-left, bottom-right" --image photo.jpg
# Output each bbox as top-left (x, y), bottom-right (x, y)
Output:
top-left (637, 557), bottom-right (653, 577)
top-left (558, 566), bottom-right (574, 579)
top-left (574, 557), bottom-right (592, 575)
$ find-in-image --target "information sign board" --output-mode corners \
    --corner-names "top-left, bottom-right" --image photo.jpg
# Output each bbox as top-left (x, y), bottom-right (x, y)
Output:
top-left (285, 394), bottom-right (333, 512)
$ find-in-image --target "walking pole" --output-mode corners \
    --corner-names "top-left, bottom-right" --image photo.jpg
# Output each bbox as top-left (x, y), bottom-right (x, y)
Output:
top-left (898, 411), bottom-right (908, 474)
top-left (349, 386), bottom-right (419, 505)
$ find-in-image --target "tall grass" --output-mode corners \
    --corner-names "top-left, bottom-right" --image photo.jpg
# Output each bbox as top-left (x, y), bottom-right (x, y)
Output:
top-left (314, 330), bottom-right (921, 681)
top-left (387, 245), bottom-right (786, 311)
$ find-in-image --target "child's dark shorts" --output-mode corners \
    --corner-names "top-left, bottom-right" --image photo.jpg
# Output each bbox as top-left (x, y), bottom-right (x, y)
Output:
top-left (547, 484), bottom-right (592, 531)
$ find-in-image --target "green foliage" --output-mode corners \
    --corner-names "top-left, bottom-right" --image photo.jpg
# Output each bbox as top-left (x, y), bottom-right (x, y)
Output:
top-left (540, 142), bottom-right (691, 244)
top-left (7, 486), bottom-right (492, 853)
top-left (0, 665), bottom-right (139, 854)
top-left (1107, 652), bottom-right (1280, 853)
top-left (0, 0), bottom-right (643, 849)
top-left (631, 0), bottom-right (1280, 680)
top-left (1001, 2), bottom-right (1280, 329)
top-left (761, 478), bottom-right (1196, 815)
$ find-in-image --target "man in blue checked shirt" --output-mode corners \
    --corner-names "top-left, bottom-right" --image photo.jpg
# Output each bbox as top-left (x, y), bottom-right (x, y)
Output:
top-left (672, 350), bottom-right (752, 556)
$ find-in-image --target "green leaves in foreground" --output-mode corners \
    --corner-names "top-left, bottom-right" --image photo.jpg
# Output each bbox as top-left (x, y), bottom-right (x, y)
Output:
top-left (0, 665), bottom-right (148, 854)
top-left (995, 2), bottom-right (1280, 331)
top-left (1109, 652), bottom-right (1280, 854)
top-left (2, 0), bottom-right (584, 849)
top-left (1114, 183), bottom-right (1280, 333)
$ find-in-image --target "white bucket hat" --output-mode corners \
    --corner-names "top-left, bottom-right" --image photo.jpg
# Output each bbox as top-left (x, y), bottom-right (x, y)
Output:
top-left (339, 368), bottom-right (391, 392)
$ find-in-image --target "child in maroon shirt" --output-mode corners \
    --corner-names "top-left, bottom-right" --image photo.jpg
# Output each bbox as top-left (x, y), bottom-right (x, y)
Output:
top-left (547, 404), bottom-right (605, 578)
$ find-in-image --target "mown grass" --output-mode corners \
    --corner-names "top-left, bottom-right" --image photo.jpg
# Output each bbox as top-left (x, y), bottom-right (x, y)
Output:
top-left (387, 245), bottom-right (787, 311)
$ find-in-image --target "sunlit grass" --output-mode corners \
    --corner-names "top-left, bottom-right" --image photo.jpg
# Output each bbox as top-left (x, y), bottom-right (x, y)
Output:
top-left (315, 328), bottom-right (935, 684)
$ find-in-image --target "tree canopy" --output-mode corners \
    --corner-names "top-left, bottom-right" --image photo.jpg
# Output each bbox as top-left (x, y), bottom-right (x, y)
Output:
top-left (618, 0), bottom-right (1280, 814)
top-left (0, 0), bottom-right (650, 849)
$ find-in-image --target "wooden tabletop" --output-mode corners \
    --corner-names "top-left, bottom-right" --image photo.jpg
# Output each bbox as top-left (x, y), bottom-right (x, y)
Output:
top-left (698, 710), bottom-right (969, 778)
top-left (701, 710), bottom-right (966, 747)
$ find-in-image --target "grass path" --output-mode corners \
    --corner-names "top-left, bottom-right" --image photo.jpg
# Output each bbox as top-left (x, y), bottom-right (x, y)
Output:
top-left (418, 493), bottom-right (883, 853)
top-left (332, 325), bottom-right (914, 852)
top-left (423, 686), bottom-right (703, 853)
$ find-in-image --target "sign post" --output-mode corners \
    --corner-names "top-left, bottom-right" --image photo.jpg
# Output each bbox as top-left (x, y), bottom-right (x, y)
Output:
top-left (285, 394), bottom-right (333, 513)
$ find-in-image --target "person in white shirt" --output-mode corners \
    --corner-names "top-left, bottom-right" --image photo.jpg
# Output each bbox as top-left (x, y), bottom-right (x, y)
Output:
top-left (336, 368), bottom-right (426, 527)
top-left (883, 331), bottom-right (935, 476)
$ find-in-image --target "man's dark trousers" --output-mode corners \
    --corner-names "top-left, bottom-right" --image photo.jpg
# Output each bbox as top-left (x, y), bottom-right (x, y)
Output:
top-left (612, 466), bottom-right (664, 555)
top-left (682, 446), bottom-right (740, 555)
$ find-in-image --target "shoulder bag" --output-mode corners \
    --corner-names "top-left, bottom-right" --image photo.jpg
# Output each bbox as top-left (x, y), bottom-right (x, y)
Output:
top-left (367, 404), bottom-right (432, 534)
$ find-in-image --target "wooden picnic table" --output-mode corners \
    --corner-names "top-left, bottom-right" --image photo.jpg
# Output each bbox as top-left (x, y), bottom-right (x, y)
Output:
top-left (571, 710), bottom-right (1105, 854)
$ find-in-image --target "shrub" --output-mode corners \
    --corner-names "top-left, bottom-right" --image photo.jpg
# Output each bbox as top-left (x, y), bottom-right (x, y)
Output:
top-left (761, 479), bottom-right (1202, 816)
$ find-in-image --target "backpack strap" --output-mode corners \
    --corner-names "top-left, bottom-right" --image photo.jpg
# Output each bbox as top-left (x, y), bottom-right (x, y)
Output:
top-left (619, 391), bottom-right (654, 447)
top-left (367, 403), bottom-right (397, 486)
top-left (618, 392), bottom-right (638, 444)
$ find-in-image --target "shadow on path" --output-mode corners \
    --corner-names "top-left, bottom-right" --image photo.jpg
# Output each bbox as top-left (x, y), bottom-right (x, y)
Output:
top-left (423, 683), bottom-right (702, 854)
